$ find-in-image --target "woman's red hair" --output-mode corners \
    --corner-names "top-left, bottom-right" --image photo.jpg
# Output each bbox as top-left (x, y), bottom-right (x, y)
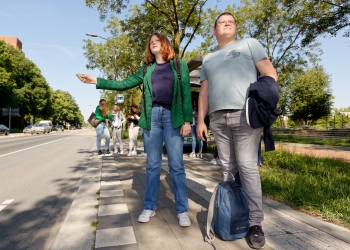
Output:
top-left (145, 32), bottom-right (175, 64)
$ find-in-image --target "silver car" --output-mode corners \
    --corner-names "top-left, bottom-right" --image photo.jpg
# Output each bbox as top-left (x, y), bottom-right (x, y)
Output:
top-left (23, 125), bottom-right (33, 134)
top-left (32, 123), bottom-right (50, 134)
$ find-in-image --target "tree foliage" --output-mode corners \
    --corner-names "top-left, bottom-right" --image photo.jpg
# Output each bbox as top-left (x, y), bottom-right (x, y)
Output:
top-left (289, 66), bottom-right (333, 124)
top-left (284, 0), bottom-right (350, 45)
top-left (0, 40), bottom-right (84, 127)
top-left (85, 0), bottom-right (209, 57)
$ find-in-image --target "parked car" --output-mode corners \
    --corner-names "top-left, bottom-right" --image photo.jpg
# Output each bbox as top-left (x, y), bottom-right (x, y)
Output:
top-left (0, 124), bottom-right (9, 136)
top-left (56, 125), bottom-right (64, 132)
top-left (71, 126), bottom-right (76, 130)
top-left (32, 123), bottom-right (50, 134)
top-left (39, 120), bottom-right (53, 132)
top-left (23, 125), bottom-right (33, 134)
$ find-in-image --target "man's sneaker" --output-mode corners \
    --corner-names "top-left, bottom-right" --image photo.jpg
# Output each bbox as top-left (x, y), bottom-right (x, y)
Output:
top-left (177, 212), bottom-right (191, 227)
top-left (188, 152), bottom-right (196, 157)
top-left (131, 151), bottom-right (137, 155)
top-left (246, 225), bottom-right (265, 249)
top-left (138, 209), bottom-right (156, 223)
top-left (196, 153), bottom-right (203, 159)
top-left (98, 150), bottom-right (103, 156)
top-left (138, 152), bottom-right (147, 157)
top-left (216, 159), bottom-right (222, 165)
top-left (120, 150), bottom-right (124, 154)
top-left (105, 149), bottom-right (111, 154)
top-left (127, 152), bottom-right (132, 156)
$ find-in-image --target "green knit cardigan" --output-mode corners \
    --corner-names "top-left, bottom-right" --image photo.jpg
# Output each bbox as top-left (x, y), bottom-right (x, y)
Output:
top-left (96, 59), bottom-right (192, 130)
top-left (95, 106), bottom-right (112, 122)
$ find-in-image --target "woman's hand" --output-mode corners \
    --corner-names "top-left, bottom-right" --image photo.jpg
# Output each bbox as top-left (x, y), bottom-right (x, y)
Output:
top-left (81, 74), bottom-right (97, 84)
top-left (180, 122), bottom-right (191, 137)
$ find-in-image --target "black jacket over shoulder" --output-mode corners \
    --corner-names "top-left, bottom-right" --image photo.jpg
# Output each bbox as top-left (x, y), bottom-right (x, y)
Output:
top-left (246, 76), bottom-right (280, 152)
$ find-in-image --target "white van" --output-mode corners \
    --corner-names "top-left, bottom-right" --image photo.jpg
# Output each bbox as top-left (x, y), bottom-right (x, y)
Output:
top-left (39, 120), bottom-right (53, 132)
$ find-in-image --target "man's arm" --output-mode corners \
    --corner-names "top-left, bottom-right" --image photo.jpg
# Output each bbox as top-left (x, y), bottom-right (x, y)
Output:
top-left (197, 79), bottom-right (209, 141)
top-left (255, 58), bottom-right (278, 82)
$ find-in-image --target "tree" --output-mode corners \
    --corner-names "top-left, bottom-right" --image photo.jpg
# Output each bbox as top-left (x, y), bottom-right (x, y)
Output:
top-left (289, 66), bottom-right (333, 124)
top-left (85, 0), bottom-right (208, 57)
top-left (284, 0), bottom-right (350, 45)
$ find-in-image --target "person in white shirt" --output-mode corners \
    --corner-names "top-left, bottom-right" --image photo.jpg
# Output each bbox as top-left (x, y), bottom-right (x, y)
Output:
top-left (127, 104), bottom-right (140, 156)
top-left (111, 104), bottom-right (126, 154)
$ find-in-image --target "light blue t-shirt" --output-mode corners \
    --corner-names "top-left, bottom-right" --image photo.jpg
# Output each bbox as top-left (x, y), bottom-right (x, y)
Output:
top-left (200, 38), bottom-right (267, 113)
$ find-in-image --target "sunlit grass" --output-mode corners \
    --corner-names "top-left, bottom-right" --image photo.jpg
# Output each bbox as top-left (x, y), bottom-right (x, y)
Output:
top-left (261, 147), bottom-right (350, 228)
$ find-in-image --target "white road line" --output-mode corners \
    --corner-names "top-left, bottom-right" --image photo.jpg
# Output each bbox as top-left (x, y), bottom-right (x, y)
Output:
top-left (0, 205), bottom-right (7, 211)
top-left (0, 138), bottom-right (67, 158)
top-left (2, 199), bottom-right (14, 205)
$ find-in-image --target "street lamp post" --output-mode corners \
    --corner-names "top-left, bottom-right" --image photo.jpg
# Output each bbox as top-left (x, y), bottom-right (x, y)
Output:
top-left (86, 33), bottom-right (118, 103)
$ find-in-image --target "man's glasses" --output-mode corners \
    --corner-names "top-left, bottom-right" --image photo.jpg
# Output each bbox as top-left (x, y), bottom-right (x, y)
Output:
top-left (217, 20), bottom-right (235, 26)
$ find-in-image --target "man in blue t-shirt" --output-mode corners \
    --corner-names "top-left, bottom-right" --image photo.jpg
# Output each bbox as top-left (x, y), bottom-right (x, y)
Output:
top-left (197, 12), bottom-right (278, 249)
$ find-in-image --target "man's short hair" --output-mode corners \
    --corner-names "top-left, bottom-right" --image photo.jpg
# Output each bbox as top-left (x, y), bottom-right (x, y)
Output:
top-left (214, 12), bottom-right (236, 28)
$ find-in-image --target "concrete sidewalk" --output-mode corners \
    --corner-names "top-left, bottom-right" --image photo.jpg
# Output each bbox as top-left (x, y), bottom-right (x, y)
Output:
top-left (52, 142), bottom-right (350, 250)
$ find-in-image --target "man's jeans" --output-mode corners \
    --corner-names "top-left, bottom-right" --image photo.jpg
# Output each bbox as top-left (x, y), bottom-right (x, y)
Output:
top-left (210, 110), bottom-right (263, 226)
top-left (96, 122), bottom-right (110, 151)
top-left (143, 106), bottom-right (189, 213)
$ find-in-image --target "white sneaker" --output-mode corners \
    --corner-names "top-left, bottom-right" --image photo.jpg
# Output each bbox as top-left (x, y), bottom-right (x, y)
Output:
top-left (127, 152), bottom-right (132, 156)
top-left (209, 158), bottom-right (218, 165)
top-left (138, 209), bottom-right (156, 223)
top-left (188, 152), bottom-right (196, 157)
top-left (120, 150), bottom-right (124, 154)
top-left (177, 212), bottom-right (191, 227)
top-left (216, 159), bottom-right (222, 165)
top-left (196, 153), bottom-right (203, 159)
top-left (131, 151), bottom-right (137, 155)
top-left (138, 152), bottom-right (147, 157)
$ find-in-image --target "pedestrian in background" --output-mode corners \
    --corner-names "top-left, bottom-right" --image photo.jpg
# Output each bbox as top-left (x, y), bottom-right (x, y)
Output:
top-left (196, 12), bottom-right (278, 249)
top-left (95, 99), bottom-right (112, 156)
top-left (111, 104), bottom-right (126, 154)
top-left (127, 104), bottom-right (140, 156)
top-left (81, 32), bottom-right (192, 227)
top-left (189, 100), bottom-right (203, 158)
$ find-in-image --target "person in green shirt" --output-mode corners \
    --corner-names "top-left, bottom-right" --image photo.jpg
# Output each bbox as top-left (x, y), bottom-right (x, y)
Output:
top-left (81, 32), bottom-right (192, 227)
top-left (95, 99), bottom-right (113, 156)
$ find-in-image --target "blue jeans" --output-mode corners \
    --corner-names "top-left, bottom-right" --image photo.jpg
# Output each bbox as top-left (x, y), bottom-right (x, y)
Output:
top-left (143, 106), bottom-right (188, 213)
top-left (191, 125), bottom-right (203, 152)
top-left (96, 122), bottom-right (110, 151)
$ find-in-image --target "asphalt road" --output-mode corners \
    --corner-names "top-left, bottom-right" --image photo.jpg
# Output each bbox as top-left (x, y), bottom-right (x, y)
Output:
top-left (0, 129), bottom-right (96, 250)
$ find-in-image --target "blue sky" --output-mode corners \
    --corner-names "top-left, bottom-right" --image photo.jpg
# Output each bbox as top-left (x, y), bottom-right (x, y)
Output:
top-left (1, 0), bottom-right (349, 121)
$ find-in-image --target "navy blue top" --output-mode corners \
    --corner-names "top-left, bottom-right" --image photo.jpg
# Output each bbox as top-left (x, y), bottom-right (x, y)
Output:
top-left (151, 62), bottom-right (174, 108)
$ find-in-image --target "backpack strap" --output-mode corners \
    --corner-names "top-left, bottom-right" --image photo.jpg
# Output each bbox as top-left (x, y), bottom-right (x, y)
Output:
top-left (205, 183), bottom-right (219, 249)
top-left (173, 57), bottom-right (181, 80)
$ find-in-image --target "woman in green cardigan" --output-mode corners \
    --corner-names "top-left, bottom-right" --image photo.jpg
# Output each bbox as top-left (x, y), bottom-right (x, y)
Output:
top-left (95, 99), bottom-right (113, 156)
top-left (81, 32), bottom-right (192, 227)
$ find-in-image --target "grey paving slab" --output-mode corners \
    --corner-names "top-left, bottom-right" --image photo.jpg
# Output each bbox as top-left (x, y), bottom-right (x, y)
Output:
top-left (100, 189), bottom-right (124, 197)
top-left (267, 233), bottom-right (318, 250)
top-left (51, 224), bottom-right (94, 250)
top-left (101, 184), bottom-right (123, 191)
top-left (134, 226), bottom-right (182, 250)
top-left (293, 230), bottom-right (350, 250)
top-left (96, 244), bottom-right (139, 250)
top-left (101, 176), bottom-right (121, 181)
top-left (97, 214), bottom-right (133, 229)
top-left (102, 172), bottom-right (120, 178)
top-left (99, 203), bottom-right (129, 216)
top-left (95, 226), bottom-right (137, 248)
top-left (265, 215), bottom-right (318, 234)
top-left (101, 180), bottom-right (122, 186)
top-left (99, 196), bottom-right (126, 205)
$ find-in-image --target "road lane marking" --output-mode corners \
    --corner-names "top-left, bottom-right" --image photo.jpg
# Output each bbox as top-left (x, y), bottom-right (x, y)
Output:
top-left (2, 199), bottom-right (14, 205)
top-left (0, 138), bottom-right (67, 158)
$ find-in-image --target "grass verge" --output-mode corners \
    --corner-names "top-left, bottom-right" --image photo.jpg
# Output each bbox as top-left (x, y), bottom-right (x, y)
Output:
top-left (273, 135), bottom-right (350, 147)
top-left (261, 146), bottom-right (350, 229)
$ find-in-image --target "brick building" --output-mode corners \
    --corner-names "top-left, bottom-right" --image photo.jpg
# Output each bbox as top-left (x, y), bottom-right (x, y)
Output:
top-left (0, 36), bottom-right (22, 50)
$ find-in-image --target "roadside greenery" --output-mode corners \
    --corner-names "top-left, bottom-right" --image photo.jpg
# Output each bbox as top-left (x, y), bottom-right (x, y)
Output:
top-left (0, 40), bottom-right (84, 128)
top-left (273, 135), bottom-right (350, 147)
top-left (261, 147), bottom-right (350, 228)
